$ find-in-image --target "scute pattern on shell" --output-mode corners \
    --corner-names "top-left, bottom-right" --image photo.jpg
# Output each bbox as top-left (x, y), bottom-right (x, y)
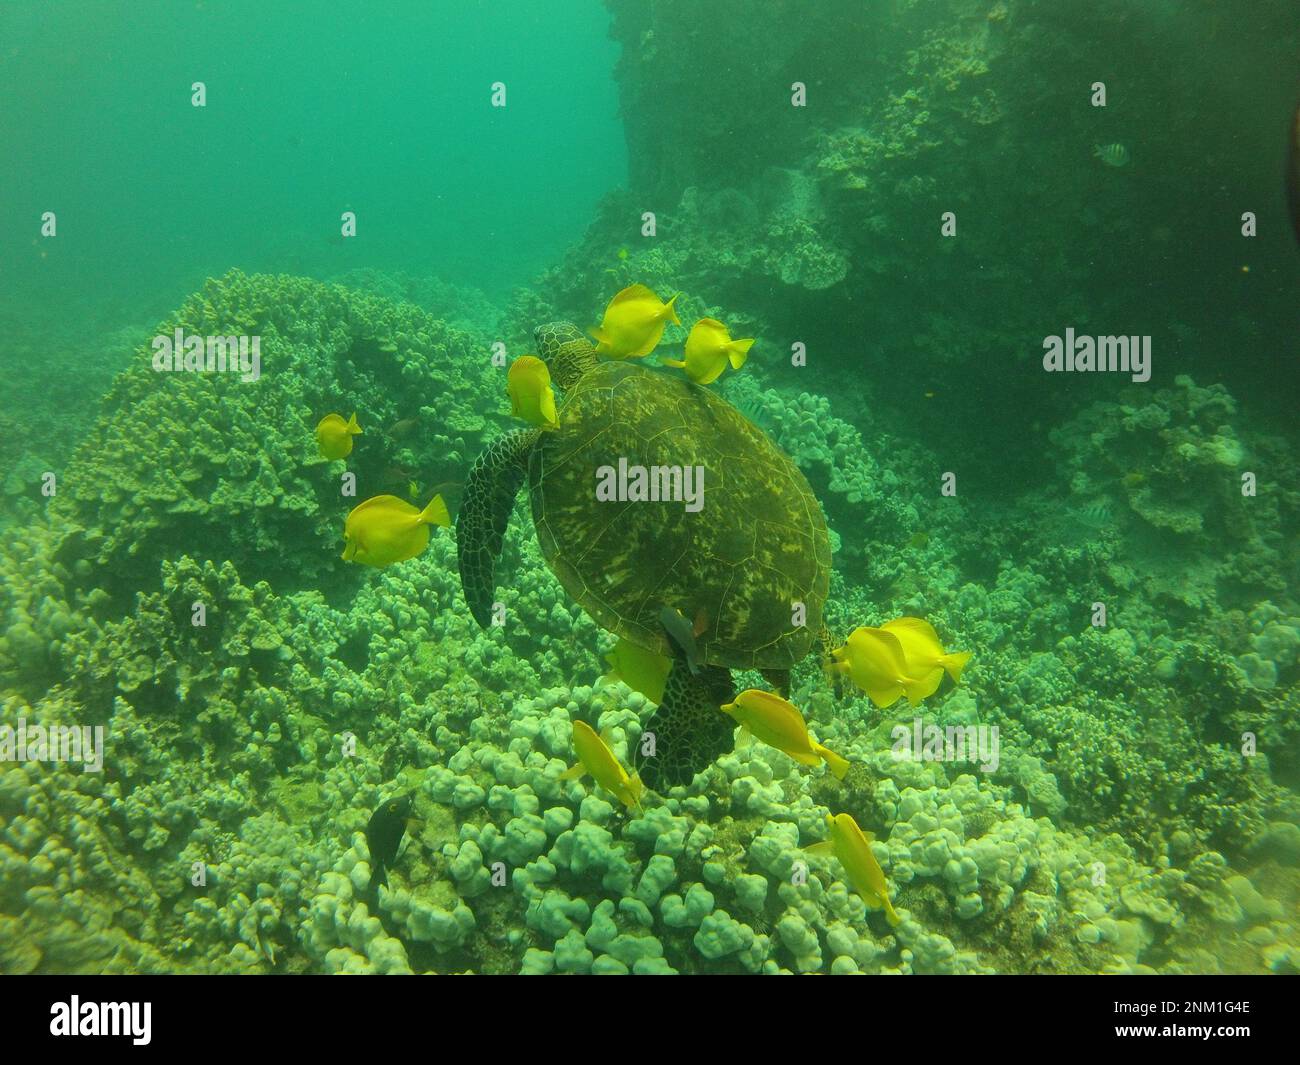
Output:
top-left (529, 360), bottom-right (830, 671)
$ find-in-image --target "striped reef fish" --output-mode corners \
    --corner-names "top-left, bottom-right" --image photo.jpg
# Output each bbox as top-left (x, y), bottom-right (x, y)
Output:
top-left (1094, 142), bottom-right (1130, 168)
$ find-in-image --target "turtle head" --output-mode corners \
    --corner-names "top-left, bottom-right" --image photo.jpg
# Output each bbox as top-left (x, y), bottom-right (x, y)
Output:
top-left (535, 321), bottom-right (598, 392)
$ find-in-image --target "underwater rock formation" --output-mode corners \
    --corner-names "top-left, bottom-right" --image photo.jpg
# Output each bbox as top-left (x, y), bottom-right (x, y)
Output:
top-left (50, 270), bottom-right (500, 597)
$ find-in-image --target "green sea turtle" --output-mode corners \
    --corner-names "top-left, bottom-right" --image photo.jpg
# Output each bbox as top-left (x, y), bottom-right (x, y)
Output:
top-left (457, 322), bottom-right (831, 789)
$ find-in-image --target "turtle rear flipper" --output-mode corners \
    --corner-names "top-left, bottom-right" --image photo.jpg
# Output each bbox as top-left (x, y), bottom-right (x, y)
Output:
top-left (635, 650), bottom-right (736, 791)
top-left (456, 429), bottom-right (537, 629)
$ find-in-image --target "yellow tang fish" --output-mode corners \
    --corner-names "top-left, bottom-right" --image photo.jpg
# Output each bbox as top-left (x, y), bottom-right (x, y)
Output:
top-left (830, 626), bottom-right (936, 708)
top-left (507, 355), bottom-right (559, 430)
top-left (600, 637), bottom-right (671, 705)
top-left (341, 494), bottom-right (450, 567)
top-left (559, 720), bottom-right (644, 811)
top-left (880, 617), bottom-right (971, 689)
top-left (807, 813), bottom-right (900, 925)
top-left (663, 318), bottom-right (754, 385)
top-left (590, 283), bottom-right (681, 359)
top-left (720, 689), bottom-right (849, 779)
top-left (316, 412), bottom-right (362, 460)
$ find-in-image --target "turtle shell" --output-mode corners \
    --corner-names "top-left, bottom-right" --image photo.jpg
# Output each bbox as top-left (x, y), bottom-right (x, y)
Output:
top-left (530, 360), bottom-right (830, 671)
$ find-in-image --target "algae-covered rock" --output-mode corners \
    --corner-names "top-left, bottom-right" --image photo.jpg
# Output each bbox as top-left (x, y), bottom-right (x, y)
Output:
top-left (51, 270), bottom-right (499, 594)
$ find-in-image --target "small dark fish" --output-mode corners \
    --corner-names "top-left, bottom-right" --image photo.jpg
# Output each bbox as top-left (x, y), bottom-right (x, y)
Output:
top-left (427, 479), bottom-right (463, 505)
top-left (388, 417), bottom-right (419, 438)
top-left (379, 464), bottom-right (415, 487)
top-left (730, 394), bottom-right (771, 432)
top-left (1288, 99), bottom-right (1300, 245)
top-left (415, 480), bottom-right (464, 521)
top-left (659, 606), bottom-right (702, 675)
top-left (366, 792), bottom-right (413, 889)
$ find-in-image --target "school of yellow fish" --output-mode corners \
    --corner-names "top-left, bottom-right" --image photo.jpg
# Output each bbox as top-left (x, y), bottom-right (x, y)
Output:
top-left (577, 608), bottom-right (968, 924)
top-left (314, 284), bottom-right (974, 929)
top-left (313, 410), bottom-right (451, 568)
top-left (504, 284), bottom-right (756, 430)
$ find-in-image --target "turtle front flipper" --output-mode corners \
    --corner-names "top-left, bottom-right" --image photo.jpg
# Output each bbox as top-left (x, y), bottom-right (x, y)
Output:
top-left (635, 659), bottom-right (736, 791)
top-left (456, 429), bottom-right (538, 628)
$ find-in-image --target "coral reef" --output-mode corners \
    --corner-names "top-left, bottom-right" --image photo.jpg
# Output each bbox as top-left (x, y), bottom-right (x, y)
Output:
top-left (1, 271), bottom-right (1295, 973)
top-left (48, 270), bottom-right (503, 598)
top-left (2, 0), bottom-right (1297, 976)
